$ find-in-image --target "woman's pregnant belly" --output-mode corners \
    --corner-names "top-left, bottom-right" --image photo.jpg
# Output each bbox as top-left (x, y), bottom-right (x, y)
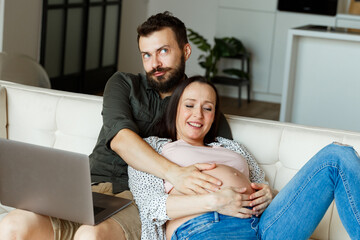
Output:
top-left (165, 164), bottom-right (254, 239)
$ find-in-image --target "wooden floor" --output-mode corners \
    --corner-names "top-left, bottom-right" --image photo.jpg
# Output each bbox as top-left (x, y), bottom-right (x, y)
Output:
top-left (219, 96), bottom-right (281, 121)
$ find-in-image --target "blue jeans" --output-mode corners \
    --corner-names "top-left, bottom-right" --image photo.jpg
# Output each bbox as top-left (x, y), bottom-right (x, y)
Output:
top-left (172, 143), bottom-right (360, 239)
top-left (171, 211), bottom-right (259, 240)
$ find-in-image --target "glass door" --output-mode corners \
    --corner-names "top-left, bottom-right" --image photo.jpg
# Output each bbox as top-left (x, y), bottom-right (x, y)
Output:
top-left (40, 0), bottom-right (122, 94)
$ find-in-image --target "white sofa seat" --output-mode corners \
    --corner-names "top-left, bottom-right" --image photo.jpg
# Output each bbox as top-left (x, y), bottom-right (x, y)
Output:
top-left (1, 79), bottom-right (358, 239)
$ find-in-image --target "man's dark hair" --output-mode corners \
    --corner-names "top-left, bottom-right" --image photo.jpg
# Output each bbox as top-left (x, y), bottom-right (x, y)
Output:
top-left (156, 76), bottom-right (220, 144)
top-left (137, 11), bottom-right (188, 49)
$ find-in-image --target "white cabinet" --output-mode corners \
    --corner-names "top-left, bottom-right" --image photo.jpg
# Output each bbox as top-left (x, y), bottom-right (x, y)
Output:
top-left (280, 26), bottom-right (360, 132)
top-left (269, 12), bottom-right (335, 95)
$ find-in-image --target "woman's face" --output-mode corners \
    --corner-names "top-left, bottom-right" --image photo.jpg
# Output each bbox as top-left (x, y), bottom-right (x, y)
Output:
top-left (176, 82), bottom-right (216, 146)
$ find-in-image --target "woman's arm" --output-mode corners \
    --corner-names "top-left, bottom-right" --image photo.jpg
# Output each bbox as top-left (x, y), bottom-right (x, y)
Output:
top-left (166, 187), bottom-right (253, 219)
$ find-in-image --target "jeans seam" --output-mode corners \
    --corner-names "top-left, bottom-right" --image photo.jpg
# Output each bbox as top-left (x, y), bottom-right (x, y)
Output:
top-left (250, 217), bottom-right (258, 231)
top-left (339, 164), bottom-right (360, 225)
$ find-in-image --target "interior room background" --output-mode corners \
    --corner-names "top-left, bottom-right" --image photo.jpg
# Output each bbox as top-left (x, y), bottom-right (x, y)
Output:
top-left (0, 0), bottom-right (358, 127)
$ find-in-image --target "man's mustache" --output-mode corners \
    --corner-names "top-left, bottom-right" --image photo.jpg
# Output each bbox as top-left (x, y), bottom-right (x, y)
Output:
top-left (149, 67), bottom-right (171, 75)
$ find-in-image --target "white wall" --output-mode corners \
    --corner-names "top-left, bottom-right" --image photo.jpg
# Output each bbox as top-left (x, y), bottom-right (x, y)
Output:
top-left (216, 0), bottom-right (278, 102)
top-left (2, 0), bottom-right (42, 60)
top-left (117, 0), bottom-right (149, 74)
top-left (0, 0), bottom-right (4, 52)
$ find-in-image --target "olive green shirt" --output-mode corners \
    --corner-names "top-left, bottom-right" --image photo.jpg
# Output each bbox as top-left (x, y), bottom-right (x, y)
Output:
top-left (89, 72), bottom-right (232, 193)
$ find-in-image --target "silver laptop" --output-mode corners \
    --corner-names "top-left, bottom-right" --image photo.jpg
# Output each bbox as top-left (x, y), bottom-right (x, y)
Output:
top-left (0, 138), bottom-right (132, 225)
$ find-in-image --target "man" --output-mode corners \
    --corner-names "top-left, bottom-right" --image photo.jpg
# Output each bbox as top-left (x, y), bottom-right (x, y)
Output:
top-left (0, 11), bottom-right (232, 240)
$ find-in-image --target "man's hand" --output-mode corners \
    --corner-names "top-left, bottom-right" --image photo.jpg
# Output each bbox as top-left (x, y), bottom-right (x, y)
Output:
top-left (249, 183), bottom-right (277, 216)
top-left (167, 163), bottom-right (222, 194)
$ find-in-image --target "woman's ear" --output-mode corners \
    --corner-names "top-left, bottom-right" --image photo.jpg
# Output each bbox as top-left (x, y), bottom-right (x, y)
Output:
top-left (184, 43), bottom-right (192, 61)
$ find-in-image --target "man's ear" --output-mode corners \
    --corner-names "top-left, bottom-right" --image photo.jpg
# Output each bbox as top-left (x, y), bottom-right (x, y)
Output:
top-left (184, 43), bottom-right (192, 61)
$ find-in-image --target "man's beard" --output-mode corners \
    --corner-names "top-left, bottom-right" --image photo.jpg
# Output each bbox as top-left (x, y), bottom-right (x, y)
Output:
top-left (146, 55), bottom-right (185, 94)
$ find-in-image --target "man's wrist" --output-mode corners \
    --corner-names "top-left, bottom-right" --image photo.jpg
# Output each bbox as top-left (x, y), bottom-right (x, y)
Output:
top-left (163, 160), bottom-right (181, 183)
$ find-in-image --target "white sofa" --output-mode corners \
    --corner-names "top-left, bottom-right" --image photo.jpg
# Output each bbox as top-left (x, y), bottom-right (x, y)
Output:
top-left (1, 79), bottom-right (359, 239)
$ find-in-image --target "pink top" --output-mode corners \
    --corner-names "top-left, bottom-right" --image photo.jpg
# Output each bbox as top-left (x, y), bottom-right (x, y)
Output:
top-left (162, 139), bottom-right (249, 193)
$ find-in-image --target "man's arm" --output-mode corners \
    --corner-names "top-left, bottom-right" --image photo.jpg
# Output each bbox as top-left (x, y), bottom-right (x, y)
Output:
top-left (111, 129), bottom-right (222, 194)
top-left (101, 73), bottom-right (223, 194)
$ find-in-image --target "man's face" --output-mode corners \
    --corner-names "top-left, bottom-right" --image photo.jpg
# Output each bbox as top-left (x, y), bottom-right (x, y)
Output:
top-left (139, 28), bottom-right (190, 94)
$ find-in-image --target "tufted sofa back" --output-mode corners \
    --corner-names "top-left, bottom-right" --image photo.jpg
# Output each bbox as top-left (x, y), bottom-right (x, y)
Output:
top-left (1, 80), bottom-right (359, 239)
top-left (0, 80), bottom-right (103, 155)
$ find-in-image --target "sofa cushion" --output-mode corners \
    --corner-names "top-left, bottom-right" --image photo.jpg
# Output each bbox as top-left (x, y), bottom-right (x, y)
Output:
top-left (6, 87), bottom-right (59, 146)
top-left (0, 85), bottom-right (7, 138)
top-left (3, 82), bottom-right (103, 155)
top-left (53, 96), bottom-right (103, 154)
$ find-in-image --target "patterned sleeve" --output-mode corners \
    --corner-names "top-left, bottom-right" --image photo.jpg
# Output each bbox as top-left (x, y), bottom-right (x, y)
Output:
top-left (214, 137), bottom-right (267, 184)
top-left (128, 136), bottom-right (171, 239)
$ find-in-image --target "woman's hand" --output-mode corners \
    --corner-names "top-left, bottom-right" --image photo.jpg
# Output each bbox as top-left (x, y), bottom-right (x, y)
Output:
top-left (210, 187), bottom-right (253, 218)
top-left (168, 163), bottom-right (223, 195)
top-left (249, 183), bottom-right (278, 216)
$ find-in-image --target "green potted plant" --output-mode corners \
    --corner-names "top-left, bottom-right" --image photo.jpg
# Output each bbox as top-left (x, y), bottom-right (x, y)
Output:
top-left (187, 28), bottom-right (249, 81)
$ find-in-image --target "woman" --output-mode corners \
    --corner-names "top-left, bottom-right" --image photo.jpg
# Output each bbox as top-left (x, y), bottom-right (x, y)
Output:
top-left (129, 76), bottom-right (360, 239)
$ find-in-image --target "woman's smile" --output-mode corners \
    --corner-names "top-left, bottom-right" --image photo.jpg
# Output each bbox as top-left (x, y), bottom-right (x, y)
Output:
top-left (187, 122), bottom-right (203, 128)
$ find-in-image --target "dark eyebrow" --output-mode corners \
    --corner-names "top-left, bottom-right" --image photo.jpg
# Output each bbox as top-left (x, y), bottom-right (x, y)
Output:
top-left (158, 45), bottom-right (170, 50)
top-left (184, 98), bottom-right (215, 105)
